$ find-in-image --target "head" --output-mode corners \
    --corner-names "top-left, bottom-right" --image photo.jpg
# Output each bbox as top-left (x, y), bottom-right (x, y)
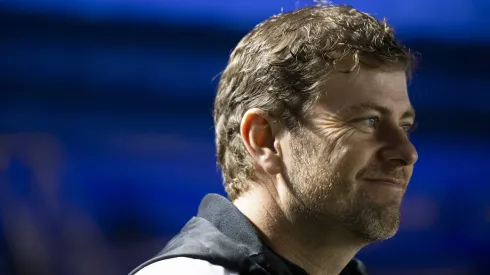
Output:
top-left (214, 5), bottom-right (418, 241)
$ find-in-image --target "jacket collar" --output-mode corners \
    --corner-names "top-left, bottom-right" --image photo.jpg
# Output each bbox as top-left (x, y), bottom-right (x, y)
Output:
top-left (197, 193), bottom-right (366, 275)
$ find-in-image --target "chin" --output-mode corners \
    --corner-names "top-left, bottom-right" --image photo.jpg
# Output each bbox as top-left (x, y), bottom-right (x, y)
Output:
top-left (354, 225), bottom-right (399, 243)
top-left (366, 216), bottom-right (401, 241)
top-left (378, 225), bottom-right (400, 240)
top-left (350, 203), bottom-right (402, 242)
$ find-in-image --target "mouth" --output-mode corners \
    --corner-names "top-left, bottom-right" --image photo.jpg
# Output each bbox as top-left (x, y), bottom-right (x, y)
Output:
top-left (363, 178), bottom-right (405, 189)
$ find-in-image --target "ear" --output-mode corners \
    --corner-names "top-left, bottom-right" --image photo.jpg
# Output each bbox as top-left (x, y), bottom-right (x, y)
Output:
top-left (240, 108), bottom-right (282, 175)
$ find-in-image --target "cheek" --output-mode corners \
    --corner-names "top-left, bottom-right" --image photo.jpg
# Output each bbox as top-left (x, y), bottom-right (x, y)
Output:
top-left (326, 133), bottom-right (376, 178)
top-left (320, 127), bottom-right (358, 161)
top-left (405, 165), bottom-right (414, 179)
top-left (292, 126), bottom-right (373, 175)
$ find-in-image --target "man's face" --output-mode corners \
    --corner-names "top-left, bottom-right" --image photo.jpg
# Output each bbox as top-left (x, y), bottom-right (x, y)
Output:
top-left (280, 67), bottom-right (418, 241)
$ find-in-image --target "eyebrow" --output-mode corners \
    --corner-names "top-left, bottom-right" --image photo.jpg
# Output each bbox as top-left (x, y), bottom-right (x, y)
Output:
top-left (340, 102), bottom-right (416, 120)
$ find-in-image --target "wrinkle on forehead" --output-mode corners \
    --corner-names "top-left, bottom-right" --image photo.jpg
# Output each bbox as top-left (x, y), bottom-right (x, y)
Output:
top-left (316, 68), bottom-right (410, 115)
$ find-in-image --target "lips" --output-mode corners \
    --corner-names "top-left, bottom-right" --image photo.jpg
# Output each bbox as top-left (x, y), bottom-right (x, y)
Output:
top-left (363, 178), bottom-right (406, 188)
top-left (357, 166), bottom-right (409, 189)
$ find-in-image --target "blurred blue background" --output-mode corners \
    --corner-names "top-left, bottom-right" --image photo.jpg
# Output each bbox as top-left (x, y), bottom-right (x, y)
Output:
top-left (1, 1), bottom-right (489, 274)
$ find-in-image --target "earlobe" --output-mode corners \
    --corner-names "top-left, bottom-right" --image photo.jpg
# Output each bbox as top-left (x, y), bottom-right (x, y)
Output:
top-left (240, 109), bottom-right (282, 176)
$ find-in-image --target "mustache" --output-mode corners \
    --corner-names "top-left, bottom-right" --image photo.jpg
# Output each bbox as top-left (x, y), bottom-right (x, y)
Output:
top-left (356, 166), bottom-right (408, 182)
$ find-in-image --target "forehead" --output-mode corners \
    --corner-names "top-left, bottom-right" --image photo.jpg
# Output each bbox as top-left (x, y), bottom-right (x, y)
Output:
top-left (318, 68), bottom-right (411, 114)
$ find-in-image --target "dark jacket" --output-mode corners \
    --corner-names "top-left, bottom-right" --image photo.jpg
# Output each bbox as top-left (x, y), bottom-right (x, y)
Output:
top-left (129, 193), bottom-right (367, 275)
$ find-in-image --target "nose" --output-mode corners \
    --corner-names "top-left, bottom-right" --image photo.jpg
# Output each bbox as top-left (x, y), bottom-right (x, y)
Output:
top-left (378, 128), bottom-right (418, 167)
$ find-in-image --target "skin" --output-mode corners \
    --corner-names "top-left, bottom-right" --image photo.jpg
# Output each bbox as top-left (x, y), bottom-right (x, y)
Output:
top-left (234, 66), bottom-right (418, 275)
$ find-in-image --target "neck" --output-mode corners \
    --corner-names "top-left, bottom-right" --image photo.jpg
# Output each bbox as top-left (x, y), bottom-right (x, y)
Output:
top-left (234, 186), bottom-right (366, 275)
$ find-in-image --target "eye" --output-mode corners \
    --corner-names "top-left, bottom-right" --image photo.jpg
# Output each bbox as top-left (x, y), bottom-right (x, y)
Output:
top-left (351, 116), bottom-right (380, 132)
top-left (365, 116), bottom-right (380, 128)
top-left (401, 122), bottom-right (418, 135)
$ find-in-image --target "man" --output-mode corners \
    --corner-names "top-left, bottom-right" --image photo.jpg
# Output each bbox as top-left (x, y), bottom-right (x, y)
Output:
top-left (131, 4), bottom-right (418, 275)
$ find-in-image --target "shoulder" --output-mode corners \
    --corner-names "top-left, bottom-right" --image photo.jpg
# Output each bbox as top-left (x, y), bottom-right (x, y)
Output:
top-left (133, 257), bottom-right (239, 275)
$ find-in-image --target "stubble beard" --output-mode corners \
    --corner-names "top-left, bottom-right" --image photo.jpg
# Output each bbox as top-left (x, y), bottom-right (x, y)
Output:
top-left (287, 135), bottom-right (402, 243)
